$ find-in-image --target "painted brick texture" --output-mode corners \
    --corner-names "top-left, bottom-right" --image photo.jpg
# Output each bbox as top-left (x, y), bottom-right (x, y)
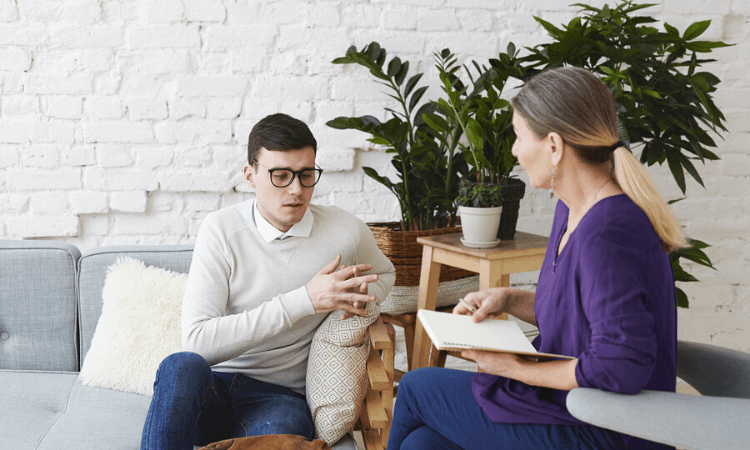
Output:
top-left (0, 0), bottom-right (748, 351)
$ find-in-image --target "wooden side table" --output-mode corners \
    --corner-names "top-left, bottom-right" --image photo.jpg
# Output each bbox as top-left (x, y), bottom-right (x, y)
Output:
top-left (411, 231), bottom-right (549, 370)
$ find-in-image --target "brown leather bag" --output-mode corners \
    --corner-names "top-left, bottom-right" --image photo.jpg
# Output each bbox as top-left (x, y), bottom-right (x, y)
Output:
top-left (199, 434), bottom-right (331, 450)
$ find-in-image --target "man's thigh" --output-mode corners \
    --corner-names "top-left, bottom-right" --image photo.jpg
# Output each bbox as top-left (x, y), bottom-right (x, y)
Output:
top-left (229, 374), bottom-right (314, 440)
top-left (193, 371), bottom-right (237, 446)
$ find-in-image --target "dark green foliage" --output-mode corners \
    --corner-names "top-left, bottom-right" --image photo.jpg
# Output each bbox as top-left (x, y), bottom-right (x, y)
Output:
top-left (670, 238), bottom-right (715, 308)
top-left (455, 181), bottom-right (503, 208)
top-left (327, 42), bottom-right (466, 231)
top-left (509, 0), bottom-right (730, 307)
top-left (504, 0), bottom-right (730, 194)
top-left (428, 46), bottom-right (521, 187)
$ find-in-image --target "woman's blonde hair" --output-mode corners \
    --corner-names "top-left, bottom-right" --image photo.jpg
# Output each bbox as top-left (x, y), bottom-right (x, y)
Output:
top-left (511, 66), bottom-right (687, 252)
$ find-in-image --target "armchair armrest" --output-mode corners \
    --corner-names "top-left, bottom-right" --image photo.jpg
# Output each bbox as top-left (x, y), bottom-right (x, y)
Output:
top-left (357, 317), bottom-right (395, 450)
top-left (567, 388), bottom-right (750, 450)
top-left (677, 340), bottom-right (750, 398)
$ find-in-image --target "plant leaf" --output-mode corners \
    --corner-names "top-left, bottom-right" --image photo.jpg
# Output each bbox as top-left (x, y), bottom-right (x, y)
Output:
top-left (465, 118), bottom-right (484, 152)
top-left (404, 73), bottom-right (424, 98)
top-left (409, 86), bottom-right (429, 112)
top-left (683, 20), bottom-right (711, 41)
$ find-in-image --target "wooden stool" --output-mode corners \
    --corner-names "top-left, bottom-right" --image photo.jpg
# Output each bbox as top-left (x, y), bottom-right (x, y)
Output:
top-left (381, 305), bottom-right (456, 382)
top-left (412, 232), bottom-right (548, 370)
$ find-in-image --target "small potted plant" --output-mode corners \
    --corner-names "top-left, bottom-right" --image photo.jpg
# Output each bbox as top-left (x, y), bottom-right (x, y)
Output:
top-left (428, 49), bottom-right (506, 247)
top-left (455, 180), bottom-right (503, 247)
top-left (424, 47), bottom-right (526, 243)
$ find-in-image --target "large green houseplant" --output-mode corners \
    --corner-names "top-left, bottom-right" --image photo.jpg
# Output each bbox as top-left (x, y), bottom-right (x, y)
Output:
top-left (499, 0), bottom-right (730, 306)
top-left (326, 42), bottom-right (464, 231)
top-left (327, 42), bottom-right (477, 314)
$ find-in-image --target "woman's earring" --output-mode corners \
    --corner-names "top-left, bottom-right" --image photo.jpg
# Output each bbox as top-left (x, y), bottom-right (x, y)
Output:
top-left (548, 167), bottom-right (555, 199)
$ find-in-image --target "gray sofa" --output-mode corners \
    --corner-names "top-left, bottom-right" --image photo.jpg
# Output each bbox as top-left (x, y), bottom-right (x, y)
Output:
top-left (0, 240), bottom-right (358, 450)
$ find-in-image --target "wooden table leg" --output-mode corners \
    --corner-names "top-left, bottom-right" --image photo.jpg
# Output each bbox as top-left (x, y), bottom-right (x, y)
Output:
top-left (411, 245), bottom-right (441, 370)
top-left (479, 259), bottom-right (509, 321)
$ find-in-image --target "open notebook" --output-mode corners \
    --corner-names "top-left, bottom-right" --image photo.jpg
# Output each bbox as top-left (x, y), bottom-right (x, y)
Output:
top-left (417, 309), bottom-right (573, 360)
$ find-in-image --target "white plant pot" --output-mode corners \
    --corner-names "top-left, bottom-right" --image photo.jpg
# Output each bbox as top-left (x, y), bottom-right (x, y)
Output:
top-left (458, 205), bottom-right (503, 248)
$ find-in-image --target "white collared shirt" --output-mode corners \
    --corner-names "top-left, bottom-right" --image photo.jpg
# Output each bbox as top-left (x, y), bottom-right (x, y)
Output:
top-left (252, 199), bottom-right (314, 243)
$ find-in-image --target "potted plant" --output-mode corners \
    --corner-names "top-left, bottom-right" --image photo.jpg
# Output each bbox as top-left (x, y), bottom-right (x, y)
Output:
top-left (432, 49), bottom-right (504, 247)
top-left (454, 180), bottom-right (503, 247)
top-left (424, 47), bottom-right (527, 242)
top-left (327, 42), bottom-right (463, 232)
top-left (503, 0), bottom-right (730, 306)
top-left (327, 42), bottom-right (477, 314)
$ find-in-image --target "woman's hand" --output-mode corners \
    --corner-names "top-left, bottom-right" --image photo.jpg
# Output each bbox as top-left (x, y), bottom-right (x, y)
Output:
top-left (454, 287), bottom-right (537, 326)
top-left (461, 349), bottom-right (526, 377)
top-left (461, 349), bottom-right (580, 391)
top-left (453, 288), bottom-right (509, 323)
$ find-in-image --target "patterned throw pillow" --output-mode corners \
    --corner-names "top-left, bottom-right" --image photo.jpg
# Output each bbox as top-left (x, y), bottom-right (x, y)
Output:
top-left (306, 301), bottom-right (380, 445)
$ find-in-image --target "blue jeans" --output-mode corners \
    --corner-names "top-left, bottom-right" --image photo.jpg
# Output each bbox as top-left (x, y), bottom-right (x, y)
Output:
top-left (388, 367), bottom-right (626, 450)
top-left (140, 352), bottom-right (314, 450)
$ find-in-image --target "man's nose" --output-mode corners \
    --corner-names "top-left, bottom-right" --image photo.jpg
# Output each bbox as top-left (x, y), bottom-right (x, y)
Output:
top-left (287, 175), bottom-right (305, 193)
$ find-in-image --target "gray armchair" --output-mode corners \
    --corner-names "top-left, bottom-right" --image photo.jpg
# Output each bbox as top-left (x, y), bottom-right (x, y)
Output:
top-left (566, 340), bottom-right (750, 450)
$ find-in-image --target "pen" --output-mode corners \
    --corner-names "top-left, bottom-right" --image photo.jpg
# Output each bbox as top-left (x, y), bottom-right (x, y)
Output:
top-left (458, 297), bottom-right (477, 315)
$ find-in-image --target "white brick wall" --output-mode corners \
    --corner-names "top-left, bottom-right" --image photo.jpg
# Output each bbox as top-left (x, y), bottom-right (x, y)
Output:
top-left (1, 0), bottom-right (748, 351)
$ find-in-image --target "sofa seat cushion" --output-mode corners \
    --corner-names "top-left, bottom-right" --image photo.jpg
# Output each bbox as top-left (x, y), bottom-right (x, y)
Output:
top-left (0, 370), bottom-right (150, 450)
top-left (37, 379), bottom-right (152, 450)
top-left (0, 370), bottom-right (358, 450)
top-left (0, 370), bottom-right (79, 449)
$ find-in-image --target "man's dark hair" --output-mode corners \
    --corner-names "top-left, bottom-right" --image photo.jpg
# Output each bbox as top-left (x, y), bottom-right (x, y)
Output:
top-left (247, 113), bottom-right (317, 164)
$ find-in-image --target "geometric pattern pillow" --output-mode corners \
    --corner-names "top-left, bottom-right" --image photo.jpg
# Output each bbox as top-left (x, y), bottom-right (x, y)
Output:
top-left (78, 257), bottom-right (186, 396)
top-left (306, 301), bottom-right (380, 445)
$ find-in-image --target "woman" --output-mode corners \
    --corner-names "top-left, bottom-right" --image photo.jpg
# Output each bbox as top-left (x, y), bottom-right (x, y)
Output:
top-left (387, 67), bottom-right (685, 450)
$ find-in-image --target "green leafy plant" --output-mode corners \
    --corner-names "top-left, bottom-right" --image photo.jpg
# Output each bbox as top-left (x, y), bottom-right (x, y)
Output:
top-left (670, 238), bottom-right (715, 308)
top-left (422, 48), bottom-right (523, 208)
top-left (326, 42), bottom-right (465, 231)
top-left (455, 180), bottom-right (503, 208)
top-left (502, 0), bottom-right (730, 306)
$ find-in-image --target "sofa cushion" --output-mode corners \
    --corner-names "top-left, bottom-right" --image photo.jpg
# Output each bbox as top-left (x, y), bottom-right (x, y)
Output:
top-left (0, 370), bottom-right (78, 448)
top-left (36, 378), bottom-right (152, 450)
top-left (0, 240), bottom-right (80, 372)
top-left (77, 245), bottom-right (193, 366)
top-left (79, 257), bottom-right (187, 396)
top-left (0, 369), bottom-right (359, 450)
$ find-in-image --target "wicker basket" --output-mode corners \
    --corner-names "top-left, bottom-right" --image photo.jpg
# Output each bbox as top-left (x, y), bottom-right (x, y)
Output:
top-left (380, 276), bottom-right (479, 315)
top-left (369, 222), bottom-right (477, 314)
top-left (368, 222), bottom-right (474, 287)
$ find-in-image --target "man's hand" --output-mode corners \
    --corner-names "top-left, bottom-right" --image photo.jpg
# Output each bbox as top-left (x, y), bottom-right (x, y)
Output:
top-left (339, 264), bottom-right (370, 320)
top-left (306, 255), bottom-right (378, 316)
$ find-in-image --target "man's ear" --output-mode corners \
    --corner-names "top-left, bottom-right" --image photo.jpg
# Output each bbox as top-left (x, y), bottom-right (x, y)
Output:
top-left (243, 164), bottom-right (256, 189)
top-left (547, 132), bottom-right (565, 167)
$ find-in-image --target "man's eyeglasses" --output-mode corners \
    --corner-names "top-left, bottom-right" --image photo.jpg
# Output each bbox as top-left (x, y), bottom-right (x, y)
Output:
top-left (252, 160), bottom-right (323, 188)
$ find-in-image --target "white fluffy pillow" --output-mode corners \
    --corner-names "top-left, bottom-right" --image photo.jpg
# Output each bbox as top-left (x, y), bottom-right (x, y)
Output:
top-left (79, 257), bottom-right (186, 396)
top-left (306, 301), bottom-right (380, 445)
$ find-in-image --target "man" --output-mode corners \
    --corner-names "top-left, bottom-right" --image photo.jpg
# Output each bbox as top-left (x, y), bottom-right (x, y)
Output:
top-left (141, 113), bottom-right (395, 450)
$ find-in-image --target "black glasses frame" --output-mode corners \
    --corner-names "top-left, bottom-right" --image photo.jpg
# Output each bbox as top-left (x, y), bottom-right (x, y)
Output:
top-left (252, 159), bottom-right (323, 188)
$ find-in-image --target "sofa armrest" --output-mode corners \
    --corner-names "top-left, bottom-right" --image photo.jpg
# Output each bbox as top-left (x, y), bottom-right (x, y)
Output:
top-left (357, 317), bottom-right (395, 450)
top-left (567, 388), bottom-right (750, 450)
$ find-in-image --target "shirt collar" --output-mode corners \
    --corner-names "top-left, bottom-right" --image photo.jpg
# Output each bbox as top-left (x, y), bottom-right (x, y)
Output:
top-left (253, 200), bottom-right (314, 243)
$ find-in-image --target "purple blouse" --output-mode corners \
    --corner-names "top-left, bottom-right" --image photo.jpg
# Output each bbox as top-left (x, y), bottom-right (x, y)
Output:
top-left (472, 195), bottom-right (677, 447)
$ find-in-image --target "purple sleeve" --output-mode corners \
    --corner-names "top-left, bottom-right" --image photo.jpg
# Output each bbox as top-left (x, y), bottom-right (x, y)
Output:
top-left (574, 227), bottom-right (658, 394)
